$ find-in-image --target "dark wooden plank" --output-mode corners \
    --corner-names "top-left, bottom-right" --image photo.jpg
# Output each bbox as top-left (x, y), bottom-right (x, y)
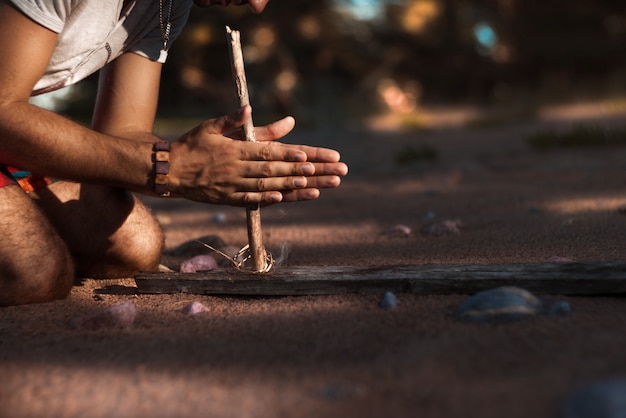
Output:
top-left (134, 262), bottom-right (626, 296)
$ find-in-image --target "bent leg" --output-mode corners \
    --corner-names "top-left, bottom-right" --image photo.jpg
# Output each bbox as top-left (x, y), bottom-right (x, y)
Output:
top-left (0, 185), bottom-right (74, 306)
top-left (31, 182), bottom-right (164, 278)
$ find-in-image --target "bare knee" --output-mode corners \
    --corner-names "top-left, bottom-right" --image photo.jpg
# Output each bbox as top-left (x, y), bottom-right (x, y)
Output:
top-left (114, 203), bottom-right (164, 273)
top-left (0, 237), bottom-right (74, 306)
top-left (0, 185), bottom-right (75, 306)
top-left (34, 184), bottom-right (164, 278)
top-left (79, 195), bottom-right (165, 278)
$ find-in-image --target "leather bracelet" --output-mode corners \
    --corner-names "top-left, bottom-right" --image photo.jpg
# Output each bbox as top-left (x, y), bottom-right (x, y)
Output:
top-left (153, 141), bottom-right (170, 197)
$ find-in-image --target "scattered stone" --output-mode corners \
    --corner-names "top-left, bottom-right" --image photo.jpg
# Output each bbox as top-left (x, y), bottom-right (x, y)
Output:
top-left (562, 378), bottom-right (626, 418)
top-left (548, 300), bottom-right (572, 316)
top-left (212, 212), bottom-right (227, 223)
top-left (380, 291), bottom-right (398, 310)
top-left (386, 224), bottom-right (411, 238)
top-left (181, 301), bottom-right (209, 316)
top-left (172, 235), bottom-right (227, 258)
top-left (422, 219), bottom-right (463, 236)
top-left (180, 255), bottom-right (218, 273)
top-left (456, 286), bottom-right (570, 322)
top-left (70, 301), bottom-right (137, 330)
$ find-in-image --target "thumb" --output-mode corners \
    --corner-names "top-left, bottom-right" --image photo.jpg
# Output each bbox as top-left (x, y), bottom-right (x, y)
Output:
top-left (205, 105), bottom-right (251, 135)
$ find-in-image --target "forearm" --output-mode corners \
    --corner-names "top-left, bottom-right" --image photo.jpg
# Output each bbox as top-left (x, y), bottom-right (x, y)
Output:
top-left (0, 100), bottom-right (154, 193)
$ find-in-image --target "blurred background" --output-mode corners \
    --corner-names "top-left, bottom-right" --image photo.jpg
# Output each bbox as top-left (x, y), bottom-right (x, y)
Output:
top-left (27, 0), bottom-right (626, 264)
top-left (33, 0), bottom-right (626, 132)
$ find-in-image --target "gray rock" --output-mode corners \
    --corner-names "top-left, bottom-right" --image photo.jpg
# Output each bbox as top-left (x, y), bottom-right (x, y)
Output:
top-left (380, 291), bottom-right (398, 310)
top-left (548, 300), bottom-right (572, 316)
top-left (457, 286), bottom-right (571, 322)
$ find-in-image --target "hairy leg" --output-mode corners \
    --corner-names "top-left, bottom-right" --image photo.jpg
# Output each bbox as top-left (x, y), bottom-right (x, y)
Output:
top-left (0, 185), bottom-right (74, 306)
top-left (31, 182), bottom-right (164, 278)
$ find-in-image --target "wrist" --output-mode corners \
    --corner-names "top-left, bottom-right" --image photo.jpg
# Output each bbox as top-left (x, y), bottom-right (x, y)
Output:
top-left (152, 140), bottom-right (170, 197)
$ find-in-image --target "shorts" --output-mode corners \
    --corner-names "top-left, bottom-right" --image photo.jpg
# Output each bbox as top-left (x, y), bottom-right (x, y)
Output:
top-left (0, 165), bottom-right (56, 193)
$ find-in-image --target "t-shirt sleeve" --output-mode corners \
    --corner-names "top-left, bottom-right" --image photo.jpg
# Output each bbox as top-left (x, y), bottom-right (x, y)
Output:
top-left (8, 0), bottom-right (69, 33)
top-left (129, 1), bottom-right (191, 63)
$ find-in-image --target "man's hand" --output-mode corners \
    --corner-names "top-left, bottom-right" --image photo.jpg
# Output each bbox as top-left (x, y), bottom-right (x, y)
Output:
top-left (169, 106), bottom-right (348, 206)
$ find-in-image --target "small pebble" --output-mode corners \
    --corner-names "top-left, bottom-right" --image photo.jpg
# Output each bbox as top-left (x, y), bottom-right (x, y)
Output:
top-left (180, 255), bottom-right (218, 272)
top-left (456, 286), bottom-right (542, 322)
top-left (562, 378), bottom-right (626, 418)
top-left (181, 301), bottom-right (209, 316)
top-left (548, 300), bottom-right (572, 316)
top-left (422, 219), bottom-right (463, 236)
top-left (386, 224), bottom-right (411, 238)
top-left (457, 287), bottom-right (571, 322)
top-left (212, 212), bottom-right (226, 223)
top-left (380, 291), bottom-right (398, 310)
top-left (70, 301), bottom-right (137, 330)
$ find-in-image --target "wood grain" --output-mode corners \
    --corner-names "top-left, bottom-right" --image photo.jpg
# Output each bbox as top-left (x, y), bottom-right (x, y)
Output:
top-left (135, 262), bottom-right (626, 296)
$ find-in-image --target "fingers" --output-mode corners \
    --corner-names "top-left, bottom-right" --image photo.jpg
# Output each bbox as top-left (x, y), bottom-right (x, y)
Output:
top-left (279, 188), bottom-right (321, 203)
top-left (229, 188), bottom-right (323, 206)
top-left (254, 116), bottom-right (296, 142)
top-left (212, 107), bottom-right (295, 142)
top-left (235, 173), bottom-right (342, 193)
top-left (232, 174), bottom-right (342, 205)
top-left (174, 109), bottom-right (348, 207)
top-left (200, 108), bottom-right (342, 165)
top-left (236, 159), bottom-right (346, 188)
top-left (291, 144), bottom-right (342, 163)
top-left (239, 142), bottom-right (349, 168)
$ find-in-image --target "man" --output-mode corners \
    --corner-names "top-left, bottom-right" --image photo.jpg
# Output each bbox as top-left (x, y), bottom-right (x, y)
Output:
top-left (0, 0), bottom-right (348, 306)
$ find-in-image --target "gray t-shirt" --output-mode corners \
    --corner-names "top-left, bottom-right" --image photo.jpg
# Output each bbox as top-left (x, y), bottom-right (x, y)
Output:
top-left (10, 0), bottom-right (192, 95)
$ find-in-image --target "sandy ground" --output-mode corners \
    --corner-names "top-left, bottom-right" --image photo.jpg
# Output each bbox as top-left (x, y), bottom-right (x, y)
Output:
top-left (2, 111), bottom-right (626, 418)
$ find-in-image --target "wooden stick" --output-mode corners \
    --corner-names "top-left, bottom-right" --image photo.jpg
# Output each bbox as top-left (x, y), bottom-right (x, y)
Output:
top-left (135, 262), bottom-right (626, 296)
top-left (226, 26), bottom-right (267, 272)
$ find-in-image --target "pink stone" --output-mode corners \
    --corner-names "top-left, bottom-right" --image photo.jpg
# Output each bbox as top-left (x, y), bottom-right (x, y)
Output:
top-left (181, 301), bottom-right (209, 316)
top-left (180, 255), bottom-right (218, 272)
top-left (386, 224), bottom-right (412, 237)
top-left (70, 301), bottom-right (137, 330)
